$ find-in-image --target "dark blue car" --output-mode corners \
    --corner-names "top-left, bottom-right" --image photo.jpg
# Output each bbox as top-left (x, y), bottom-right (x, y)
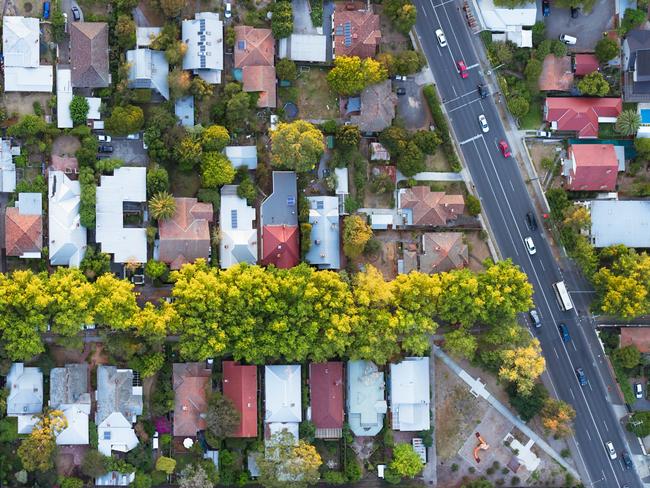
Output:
top-left (542, 0), bottom-right (550, 16)
top-left (558, 323), bottom-right (570, 342)
top-left (43, 1), bottom-right (50, 19)
top-left (576, 368), bottom-right (587, 386)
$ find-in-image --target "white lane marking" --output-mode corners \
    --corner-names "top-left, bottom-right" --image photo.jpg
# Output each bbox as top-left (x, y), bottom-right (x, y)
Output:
top-left (451, 84), bottom-right (458, 96)
top-left (569, 388), bottom-right (575, 400)
top-left (588, 380), bottom-right (593, 392)
top-left (427, 0), bottom-right (458, 67)
top-left (431, 0), bottom-right (457, 6)
top-left (459, 134), bottom-right (482, 145)
top-left (443, 89), bottom-right (479, 104)
top-left (603, 420), bottom-right (609, 432)
top-left (539, 259), bottom-right (545, 272)
top-left (440, 1), bottom-right (468, 64)
top-left (423, 7), bottom-right (428, 17)
top-left (572, 341), bottom-right (577, 352)
top-left (467, 63), bottom-right (480, 69)
top-left (586, 429), bottom-right (592, 441)
top-left (554, 347), bottom-right (559, 359)
top-left (509, 180), bottom-right (515, 191)
top-left (447, 98), bottom-right (482, 113)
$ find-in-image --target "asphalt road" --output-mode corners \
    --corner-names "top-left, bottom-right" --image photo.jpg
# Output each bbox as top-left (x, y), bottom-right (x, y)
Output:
top-left (413, 1), bottom-right (644, 487)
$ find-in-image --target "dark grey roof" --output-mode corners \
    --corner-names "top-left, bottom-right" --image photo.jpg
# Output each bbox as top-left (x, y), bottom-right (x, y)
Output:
top-left (70, 23), bottom-right (110, 88)
top-left (50, 364), bottom-right (90, 408)
top-left (260, 171), bottom-right (298, 227)
top-left (638, 49), bottom-right (650, 81)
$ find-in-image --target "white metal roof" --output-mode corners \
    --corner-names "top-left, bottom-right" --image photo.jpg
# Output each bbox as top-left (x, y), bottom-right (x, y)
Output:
top-left (278, 34), bottom-right (327, 63)
top-left (4, 65), bottom-right (53, 92)
top-left (55, 403), bottom-right (90, 445)
top-left (95, 167), bottom-right (147, 264)
top-left (7, 363), bottom-right (43, 434)
top-left (57, 69), bottom-right (73, 128)
top-left (335, 167), bottom-right (349, 195)
top-left (264, 365), bottom-right (302, 423)
top-left (3, 16), bottom-right (40, 67)
top-left (0, 139), bottom-right (16, 193)
top-left (477, 0), bottom-right (536, 30)
top-left (136, 27), bottom-right (161, 47)
top-left (87, 97), bottom-right (101, 120)
top-left (306, 196), bottom-right (340, 270)
top-left (220, 185), bottom-right (258, 269)
top-left (590, 200), bottom-right (650, 248)
top-left (389, 357), bottom-right (430, 431)
top-left (182, 12), bottom-right (223, 83)
top-left (48, 171), bottom-right (87, 267)
top-left (225, 145), bottom-right (258, 170)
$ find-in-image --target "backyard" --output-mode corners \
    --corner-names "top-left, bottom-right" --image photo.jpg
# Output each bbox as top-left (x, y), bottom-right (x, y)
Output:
top-left (279, 68), bottom-right (340, 121)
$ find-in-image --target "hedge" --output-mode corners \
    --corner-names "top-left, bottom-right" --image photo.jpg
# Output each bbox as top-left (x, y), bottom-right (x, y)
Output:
top-left (423, 85), bottom-right (462, 172)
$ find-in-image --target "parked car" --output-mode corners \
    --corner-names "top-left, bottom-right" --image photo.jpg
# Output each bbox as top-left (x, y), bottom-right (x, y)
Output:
top-left (622, 450), bottom-right (633, 469)
top-left (126, 133), bottom-right (140, 140)
top-left (477, 84), bottom-right (487, 98)
top-left (529, 309), bottom-right (541, 328)
top-left (97, 134), bottom-right (111, 143)
top-left (524, 236), bottom-right (536, 255)
top-left (526, 211), bottom-right (538, 231)
top-left (635, 383), bottom-right (643, 399)
top-left (498, 140), bottom-right (511, 158)
top-left (576, 367), bottom-right (587, 386)
top-left (435, 29), bottom-right (448, 48)
top-left (542, 0), bottom-right (550, 16)
top-left (98, 145), bottom-right (113, 153)
top-left (225, 2), bottom-right (232, 18)
top-left (560, 34), bottom-right (577, 45)
top-left (558, 323), bottom-right (570, 342)
top-left (536, 130), bottom-right (551, 138)
top-left (605, 441), bottom-right (617, 460)
top-left (396, 87), bottom-right (406, 96)
top-left (478, 114), bottom-right (489, 133)
top-left (43, 1), bottom-right (50, 19)
top-left (456, 60), bottom-right (468, 79)
top-left (394, 75), bottom-right (407, 81)
top-left (71, 5), bottom-right (81, 21)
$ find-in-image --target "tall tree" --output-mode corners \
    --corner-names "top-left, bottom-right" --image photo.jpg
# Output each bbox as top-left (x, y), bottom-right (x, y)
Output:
top-left (327, 56), bottom-right (388, 95)
top-left (92, 274), bottom-right (139, 329)
top-left (47, 268), bottom-right (96, 337)
top-left (540, 398), bottom-right (576, 437)
top-left (616, 109), bottom-right (641, 136)
top-left (201, 152), bottom-right (236, 188)
top-left (384, 0), bottom-right (417, 34)
top-left (595, 38), bottom-right (618, 63)
top-left (201, 125), bottom-right (230, 152)
top-left (178, 464), bottom-right (213, 488)
top-left (390, 443), bottom-right (424, 478)
top-left (270, 121), bottom-right (324, 172)
top-left (578, 72), bottom-right (610, 96)
top-left (149, 191), bottom-right (177, 220)
top-left (205, 392), bottom-right (241, 439)
top-left (498, 339), bottom-right (546, 396)
top-left (106, 105), bottom-right (144, 136)
top-left (258, 430), bottom-right (322, 488)
top-left (17, 410), bottom-right (67, 472)
top-left (342, 215), bottom-right (373, 259)
top-left (115, 14), bottom-right (136, 49)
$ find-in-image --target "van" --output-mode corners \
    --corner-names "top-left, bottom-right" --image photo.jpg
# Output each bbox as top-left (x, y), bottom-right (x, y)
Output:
top-left (560, 34), bottom-right (577, 45)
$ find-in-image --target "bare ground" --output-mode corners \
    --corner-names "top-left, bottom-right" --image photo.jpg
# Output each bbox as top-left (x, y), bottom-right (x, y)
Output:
top-left (527, 141), bottom-right (562, 185)
top-left (4, 93), bottom-right (53, 118)
top-left (464, 230), bottom-right (491, 273)
top-left (425, 149), bottom-right (452, 172)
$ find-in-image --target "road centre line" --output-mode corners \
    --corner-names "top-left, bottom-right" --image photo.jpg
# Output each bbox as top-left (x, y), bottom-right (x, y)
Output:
top-left (447, 98), bottom-right (482, 113)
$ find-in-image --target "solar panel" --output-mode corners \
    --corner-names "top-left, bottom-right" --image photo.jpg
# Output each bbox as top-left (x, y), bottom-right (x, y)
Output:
top-left (104, 431), bottom-right (111, 440)
top-left (287, 196), bottom-right (296, 206)
top-left (316, 200), bottom-right (324, 210)
top-left (200, 57), bottom-right (206, 68)
top-left (238, 40), bottom-right (245, 50)
top-left (231, 209), bottom-right (238, 229)
top-left (199, 19), bottom-right (206, 30)
top-left (335, 26), bottom-right (343, 35)
top-left (344, 21), bottom-right (352, 47)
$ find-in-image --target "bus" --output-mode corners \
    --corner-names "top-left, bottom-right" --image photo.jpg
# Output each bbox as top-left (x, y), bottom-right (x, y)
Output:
top-left (553, 281), bottom-right (574, 312)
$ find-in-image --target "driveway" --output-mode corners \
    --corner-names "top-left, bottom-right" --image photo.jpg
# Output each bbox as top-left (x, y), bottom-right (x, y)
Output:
top-left (542, 0), bottom-right (615, 51)
top-left (292, 0), bottom-right (318, 34)
top-left (394, 78), bottom-right (429, 130)
top-left (110, 138), bottom-right (149, 166)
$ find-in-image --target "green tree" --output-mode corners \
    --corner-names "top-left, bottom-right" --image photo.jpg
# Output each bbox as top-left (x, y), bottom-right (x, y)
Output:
top-left (508, 96), bottom-right (530, 119)
top-left (393, 50), bottom-right (425, 75)
top-left (147, 165), bottom-right (169, 197)
top-left (177, 135), bottom-right (203, 171)
top-left (47, 268), bottom-right (96, 337)
top-left (616, 109), bottom-right (641, 136)
top-left (595, 38), bottom-right (618, 63)
top-left (149, 191), bottom-right (177, 220)
top-left (165, 41), bottom-right (188, 66)
top-left (621, 8), bottom-right (647, 34)
top-left (69, 96), bottom-right (89, 126)
top-left (397, 141), bottom-right (425, 176)
top-left (226, 91), bottom-right (253, 131)
top-left (178, 464), bottom-right (213, 488)
top-left (465, 194), bottom-right (481, 216)
top-left (390, 443), bottom-right (424, 477)
top-left (237, 174), bottom-right (257, 204)
top-left (106, 105), bottom-right (144, 136)
top-left (412, 130), bottom-right (441, 155)
top-left (635, 137), bottom-right (650, 161)
top-left (60, 477), bottom-right (84, 488)
top-left (532, 21), bottom-right (545, 47)
top-left (271, 120), bottom-right (324, 171)
top-left (115, 14), bottom-right (136, 49)
top-left (379, 125), bottom-right (409, 157)
top-left (444, 328), bottom-right (478, 359)
top-left (271, 1), bottom-right (294, 39)
top-left (336, 124), bottom-right (361, 150)
top-left (550, 39), bottom-right (567, 57)
top-left (384, 0), bottom-right (417, 34)
top-left (327, 56), bottom-right (388, 96)
top-left (169, 68), bottom-right (192, 99)
top-left (132, 472), bottom-right (153, 488)
top-left (578, 72), bottom-right (610, 96)
top-left (155, 456), bottom-right (177, 475)
top-left (506, 382), bottom-right (548, 421)
top-left (276, 59), bottom-right (297, 81)
top-left (540, 398), bottom-right (576, 437)
top-left (92, 274), bottom-right (139, 328)
top-left (627, 411), bottom-right (650, 437)
top-left (159, 0), bottom-right (186, 17)
top-left (491, 41), bottom-right (514, 64)
top-left (205, 392), bottom-right (241, 439)
top-left (343, 215), bottom-right (373, 259)
top-left (201, 152), bottom-right (236, 188)
top-left (258, 430), bottom-right (322, 488)
top-left (17, 410), bottom-right (67, 472)
top-left (202, 125), bottom-right (230, 152)
top-left (7, 114), bottom-right (47, 139)
top-left (524, 58), bottom-right (543, 88)
top-left (499, 339), bottom-right (546, 396)
top-left (51, 7), bottom-right (66, 42)
top-left (145, 260), bottom-right (169, 281)
top-left (80, 246), bottom-right (111, 281)
top-left (613, 345), bottom-right (641, 370)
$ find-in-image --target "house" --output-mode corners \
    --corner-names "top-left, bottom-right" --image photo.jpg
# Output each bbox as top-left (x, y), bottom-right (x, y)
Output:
top-left (620, 327), bottom-right (650, 354)
top-left (538, 55), bottom-right (573, 92)
top-left (332, 4), bottom-right (381, 58)
top-left (234, 26), bottom-right (276, 108)
top-left (172, 363), bottom-right (212, 437)
top-left (95, 472), bottom-right (136, 487)
top-left (544, 97), bottom-right (622, 138)
top-left (50, 364), bottom-right (91, 445)
top-left (389, 357), bottom-right (430, 431)
top-left (278, 34), bottom-right (327, 63)
top-left (475, 0), bottom-right (536, 48)
top-left (370, 142), bottom-right (390, 161)
top-left (398, 187), bottom-right (465, 226)
top-left (265, 365), bottom-right (301, 441)
top-left (136, 27), bottom-right (161, 48)
top-left (7, 363), bottom-right (43, 434)
top-left (588, 200), bottom-right (650, 248)
top-left (126, 49), bottom-right (169, 100)
top-left (182, 12), bottom-right (224, 84)
top-left (220, 185), bottom-right (258, 268)
top-left (0, 139), bottom-right (17, 193)
top-left (260, 172), bottom-right (299, 269)
top-left (96, 167), bottom-right (147, 264)
top-left (175, 96), bottom-right (195, 127)
top-left (57, 68), bottom-right (74, 129)
top-left (623, 29), bottom-right (650, 102)
top-left (222, 361), bottom-right (258, 438)
top-left (418, 232), bottom-right (468, 273)
top-left (349, 81), bottom-right (397, 133)
top-left (310, 362), bottom-right (344, 439)
top-left (5, 192), bottom-right (42, 259)
top-left (225, 145), bottom-right (258, 170)
top-left (347, 360), bottom-right (386, 436)
top-left (573, 53), bottom-right (599, 76)
top-left (49, 171), bottom-right (87, 267)
top-left (3, 16), bottom-right (53, 92)
top-left (305, 196), bottom-right (341, 270)
top-left (86, 97), bottom-right (102, 120)
top-left (158, 197), bottom-right (213, 270)
top-left (564, 144), bottom-right (618, 191)
top-left (95, 366), bottom-right (143, 456)
top-left (70, 22), bottom-right (110, 88)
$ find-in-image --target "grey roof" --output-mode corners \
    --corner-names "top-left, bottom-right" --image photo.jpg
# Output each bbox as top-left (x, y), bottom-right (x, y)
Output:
top-left (625, 30), bottom-right (650, 95)
top-left (175, 96), bottom-right (195, 127)
top-left (50, 364), bottom-right (90, 408)
top-left (95, 366), bottom-right (143, 426)
top-left (182, 12), bottom-right (223, 84)
top-left (590, 200), bottom-right (650, 248)
top-left (350, 80), bottom-right (397, 133)
top-left (7, 362), bottom-right (42, 417)
top-left (126, 49), bottom-right (169, 100)
top-left (346, 360), bottom-right (386, 437)
top-left (70, 22), bottom-right (110, 88)
top-left (225, 145), bottom-right (258, 170)
top-left (260, 171), bottom-right (298, 227)
top-left (637, 49), bottom-right (650, 82)
top-left (625, 29), bottom-right (650, 69)
top-left (305, 196), bottom-right (340, 269)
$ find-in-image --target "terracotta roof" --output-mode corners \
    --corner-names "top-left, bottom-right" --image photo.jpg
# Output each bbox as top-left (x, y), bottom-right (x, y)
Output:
top-left (70, 22), bottom-right (110, 88)
top-left (310, 362), bottom-right (344, 430)
top-left (261, 224), bottom-right (299, 269)
top-left (545, 97), bottom-right (622, 138)
top-left (242, 65), bottom-right (277, 108)
top-left (172, 363), bottom-right (212, 437)
top-left (222, 361), bottom-right (258, 438)
top-left (574, 54), bottom-right (600, 76)
top-left (620, 327), bottom-right (650, 353)
top-left (399, 187), bottom-right (465, 226)
top-left (158, 198), bottom-right (213, 270)
top-left (419, 232), bottom-right (468, 273)
top-left (234, 26), bottom-right (275, 68)
top-left (539, 55), bottom-right (574, 92)
top-left (567, 144), bottom-right (618, 191)
top-left (5, 206), bottom-right (42, 257)
top-left (333, 4), bottom-right (381, 58)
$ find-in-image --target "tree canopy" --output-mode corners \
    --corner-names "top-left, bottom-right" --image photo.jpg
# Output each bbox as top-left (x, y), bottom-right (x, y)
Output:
top-left (258, 430), bottom-right (322, 488)
top-left (327, 56), bottom-right (388, 96)
top-left (270, 121), bottom-right (325, 172)
top-left (578, 72), bottom-right (610, 96)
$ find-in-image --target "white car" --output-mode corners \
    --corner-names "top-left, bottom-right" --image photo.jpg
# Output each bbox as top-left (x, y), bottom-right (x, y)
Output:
top-left (524, 236), bottom-right (536, 255)
top-left (560, 34), bottom-right (577, 45)
top-left (605, 441), bottom-right (617, 460)
top-left (97, 134), bottom-right (111, 142)
top-left (478, 114), bottom-right (489, 133)
top-left (435, 29), bottom-right (448, 48)
top-left (635, 383), bottom-right (643, 399)
top-left (225, 2), bottom-right (232, 18)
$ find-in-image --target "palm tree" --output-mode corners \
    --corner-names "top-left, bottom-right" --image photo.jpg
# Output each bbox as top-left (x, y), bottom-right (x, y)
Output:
top-left (149, 192), bottom-right (176, 221)
top-left (615, 109), bottom-right (641, 136)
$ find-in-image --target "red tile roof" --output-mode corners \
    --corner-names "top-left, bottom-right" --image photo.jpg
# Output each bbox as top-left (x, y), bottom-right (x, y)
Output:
top-left (574, 54), bottom-right (600, 76)
top-left (545, 97), bottom-right (622, 138)
top-left (567, 144), bottom-right (618, 191)
top-left (310, 362), bottom-right (344, 430)
top-left (333, 4), bottom-right (381, 58)
top-left (222, 361), bottom-right (258, 438)
top-left (261, 225), bottom-right (299, 269)
top-left (159, 198), bottom-right (213, 270)
top-left (172, 363), bottom-right (212, 437)
top-left (620, 328), bottom-right (650, 354)
top-left (234, 26), bottom-right (275, 69)
top-left (5, 207), bottom-right (42, 257)
top-left (399, 187), bottom-right (465, 226)
top-left (242, 65), bottom-right (277, 108)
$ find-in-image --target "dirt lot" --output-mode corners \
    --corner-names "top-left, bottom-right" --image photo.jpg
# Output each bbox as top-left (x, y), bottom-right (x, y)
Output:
top-left (52, 135), bottom-right (81, 158)
top-left (464, 230), bottom-right (491, 272)
top-left (5, 0), bottom-right (43, 16)
top-left (425, 149), bottom-right (452, 172)
top-left (358, 231), bottom-right (399, 280)
top-left (293, 68), bottom-right (339, 121)
top-left (4, 93), bottom-right (53, 118)
top-left (376, 4), bottom-right (411, 54)
top-left (526, 140), bottom-right (563, 184)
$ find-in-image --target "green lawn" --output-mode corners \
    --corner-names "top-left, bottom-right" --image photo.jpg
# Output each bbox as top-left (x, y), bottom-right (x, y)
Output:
top-left (519, 98), bottom-right (543, 130)
top-left (598, 123), bottom-right (619, 139)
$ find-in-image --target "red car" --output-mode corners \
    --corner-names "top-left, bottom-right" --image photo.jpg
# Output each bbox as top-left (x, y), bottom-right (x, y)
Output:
top-left (498, 140), bottom-right (511, 158)
top-left (456, 60), bottom-right (468, 79)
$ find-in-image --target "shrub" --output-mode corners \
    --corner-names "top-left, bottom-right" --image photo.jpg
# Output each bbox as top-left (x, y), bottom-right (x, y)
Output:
top-left (466, 194), bottom-right (481, 216)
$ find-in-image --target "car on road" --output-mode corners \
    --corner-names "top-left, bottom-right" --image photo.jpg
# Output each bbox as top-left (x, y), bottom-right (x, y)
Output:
top-left (478, 114), bottom-right (489, 133)
top-left (43, 1), bottom-right (50, 19)
top-left (477, 84), bottom-right (487, 98)
top-left (71, 6), bottom-right (81, 21)
top-left (225, 2), bottom-right (232, 18)
top-left (97, 134), bottom-right (111, 143)
top-left (526, 212), bottom-right (538, 231)
top-left (524, 236), bottom-right (536, 255)
top-left (396, 87), bottom-right (406, 96)
top-left (456, 60), bottom-right (468, 79)
top-left (605, 441), bottom-right (617, 460)
top-left (576, 367), bottom-right (587, 386)
top-left (498, 140), bottom-right (511, 158)
top-left (560, 34), bottom-right (577, 45)
top-left (98, 145), bottom-right (113, 153)
top-left (558, 323), bottom-right (570, 342)
top-left (435, 29), bottom-right (447, 48)
top-left (542, 0), bottom-right (550, 16)
top-left (529, 309), bottom-right (541, 328)
top-left (570, 6), bottom-right (579, 18)
top-left (622, 450), bottom-right (633, 469)
top-left (635, 383), bottom-right (643, 399)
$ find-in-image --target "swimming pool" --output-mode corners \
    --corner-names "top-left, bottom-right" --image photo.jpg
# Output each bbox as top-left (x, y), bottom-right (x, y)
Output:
top-left (641, 109), bottom-right (650, 124)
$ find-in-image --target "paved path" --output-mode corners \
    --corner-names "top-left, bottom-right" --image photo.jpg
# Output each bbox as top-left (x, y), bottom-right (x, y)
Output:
top-left (433, 346), bottom-right (581, 480)
top-left (396, 170), bottom-right (464, 182)
top-left (422, 344), bottom-right (437, 485)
